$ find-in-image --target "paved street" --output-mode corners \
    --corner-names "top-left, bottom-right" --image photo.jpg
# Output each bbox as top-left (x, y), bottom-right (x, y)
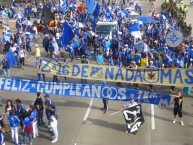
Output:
top-left (0, 0), bottom-right (193, 145)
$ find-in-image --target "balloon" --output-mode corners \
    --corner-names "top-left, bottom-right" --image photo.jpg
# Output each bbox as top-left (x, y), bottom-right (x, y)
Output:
top-left (23, 117), bottom-right (31, 127)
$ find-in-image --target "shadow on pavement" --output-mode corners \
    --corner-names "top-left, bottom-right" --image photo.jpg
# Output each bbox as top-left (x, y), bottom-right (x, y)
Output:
top-left (87, 118), bottom-right (125, 132)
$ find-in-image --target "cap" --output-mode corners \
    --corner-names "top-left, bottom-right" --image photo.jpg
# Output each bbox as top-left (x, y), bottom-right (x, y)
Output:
top-left (35, 44), bottom-right (38, 47)
top-left (44, 94), bottom-right (49, 98)
top-left (130, 96), bottom-right (134, 100)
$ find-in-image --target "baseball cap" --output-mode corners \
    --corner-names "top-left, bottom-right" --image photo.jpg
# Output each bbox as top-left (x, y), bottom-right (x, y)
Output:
top-left (35, 44), bottom-right (38, 47)
top-left (130, 96), bottom-right (134, 100)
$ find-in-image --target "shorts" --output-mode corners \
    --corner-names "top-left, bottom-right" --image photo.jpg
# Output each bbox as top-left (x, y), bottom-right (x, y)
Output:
top-left (174, 107), bottom-right (182, 118)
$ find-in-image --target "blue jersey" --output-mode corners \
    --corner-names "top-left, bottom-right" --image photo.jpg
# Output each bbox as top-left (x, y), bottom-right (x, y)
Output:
top-left (45, 98), bottom-right (52, 112)
top-left (36, 60), bottom-right (41, 68)
top-left (52, 57), bottom-right (58, 62)
top-left (26, 38), bottom-right (31, 46)
top-left (16, 103), bottom-right (26, 117)
top-left (108, 58), bottom-right (114, 66)
top-left (146, 65), bottom-right (156, 69)
top-left (30, 109), bottom-right (38, 122)
top-left (8, 115), bottom-right (20, 127)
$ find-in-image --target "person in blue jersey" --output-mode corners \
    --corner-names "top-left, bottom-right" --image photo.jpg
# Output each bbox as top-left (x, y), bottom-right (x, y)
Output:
top-left (108, 55), bottom-right (114, 66)
top-left (188, 46), bottom-right (193, 68)
top-left (101, 80), bottom-right (108, 113)
top-left (22, 116), bottom-right (33, 145)
top-left (146, 61), bottom-right (156, 92)
top-left (44, 94), bottom-right (52, 126)
top-left (43, 34), bottom-right (50, 55)
top-left (51, 54), bottom-right (59, 82)
top-left (26, 35), bottom-right (32, 53)
top-left (2, 58), bottom-right (10, 77)
top-left (28, 105), bottom-right (39, 139)
top-left (15, 99), bottom-right (26, 129)
top-left (8, 110), bottom-right (20, 145)
top-left (36, 57), bottom-right (45, 81)
top-left (96, 51), bottom-right (104, 65)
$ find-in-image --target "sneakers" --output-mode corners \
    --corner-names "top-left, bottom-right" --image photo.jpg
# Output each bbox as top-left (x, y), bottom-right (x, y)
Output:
top-left (173, 120), bottom-right (184, 126)
top-left (51, 140), bottom-right (58, 143)
top-left (181, 121), bottom-right (184, 126)
top-left (125, 130), bottom-right (128, 133)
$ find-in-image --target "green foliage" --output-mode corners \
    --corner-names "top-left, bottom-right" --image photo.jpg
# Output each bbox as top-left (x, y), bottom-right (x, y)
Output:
top-left (161, 0), bottom-right (192, 36)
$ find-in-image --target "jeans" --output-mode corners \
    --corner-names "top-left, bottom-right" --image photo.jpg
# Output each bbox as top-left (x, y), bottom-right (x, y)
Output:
top-left (38, 110), bottom-right (44, 125)
top-left (37, 73), bottom-right (45, 81)
top-left (26, 45), bottom-right (32, 53)
top-left (51, 125), bottom-right (58, 141)
top-left (3, 68), bottom-right (10, 77)
top-left (23, 132), bottom-right (32, 144)
top-left (46, 111), bottom-right (51, 124)
top-left (10, 126), bottom-right (19, 144)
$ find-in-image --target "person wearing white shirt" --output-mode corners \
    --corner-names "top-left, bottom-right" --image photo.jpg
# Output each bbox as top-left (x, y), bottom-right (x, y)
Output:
top-left (18, 46), bottom-right (26, 66)
top-left (122, 96), bottom-right (138, 133)
top-left (122, 96), bottom-right (138, 110)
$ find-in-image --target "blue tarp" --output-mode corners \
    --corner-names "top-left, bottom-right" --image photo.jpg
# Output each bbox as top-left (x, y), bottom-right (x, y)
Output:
top-left (137, 16), bottom-right (157, 24)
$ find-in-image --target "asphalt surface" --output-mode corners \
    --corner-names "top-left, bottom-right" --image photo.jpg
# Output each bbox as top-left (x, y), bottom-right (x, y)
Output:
top-left (0, 0), bottom-right (193, 145)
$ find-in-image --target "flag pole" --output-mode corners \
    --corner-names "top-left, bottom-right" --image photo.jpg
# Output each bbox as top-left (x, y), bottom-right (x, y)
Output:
top-left (109, 110), bottom-right (122, 116)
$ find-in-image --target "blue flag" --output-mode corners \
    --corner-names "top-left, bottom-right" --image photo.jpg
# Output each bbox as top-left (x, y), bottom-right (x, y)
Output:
top-left (92, 3), bottom-right (100, 30)
top-left (86, 0), bottom-right (95, 13)
top-left (93, 3), bottom-right (100, 19)
top-left (59, 0), bottom-right (68, 13)
top-left (5, 49), bottom-right (16, 67)
top-left (105, 7), bottom-right (112, 21)
top-left (61, 22), bottom-right (74, 47)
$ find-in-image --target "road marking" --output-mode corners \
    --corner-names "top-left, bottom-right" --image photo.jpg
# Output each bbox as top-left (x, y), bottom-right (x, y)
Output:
top-left (151, 104), bottom-right (155, 130)
top-left (83, 98), bottom-right (93, 122)
top-left (27, 55), bottom-right (34, 61)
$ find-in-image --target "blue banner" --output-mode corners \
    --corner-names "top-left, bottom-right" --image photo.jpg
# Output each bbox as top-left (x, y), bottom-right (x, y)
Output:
top-left (0, 77), bottom-right (171, 107)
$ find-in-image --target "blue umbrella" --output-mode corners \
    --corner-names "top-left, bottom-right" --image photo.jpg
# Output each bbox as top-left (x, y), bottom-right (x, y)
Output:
top-left (73, 22), bottom-right (85, 28)
top-left (14, 13), bottom-right (24, 19)
top-left (22, 19), bottom-right (32, 25)
top-left (0, 11), bottom-right (8, 18)
top-left (117, 10), bottom-right (126, 17)
top-left (23, 32), bottom-right (36, 40)
top-left (137, 16), bottom-right (157, 24)
top-left (1, 32), bottom-right (12, 43)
